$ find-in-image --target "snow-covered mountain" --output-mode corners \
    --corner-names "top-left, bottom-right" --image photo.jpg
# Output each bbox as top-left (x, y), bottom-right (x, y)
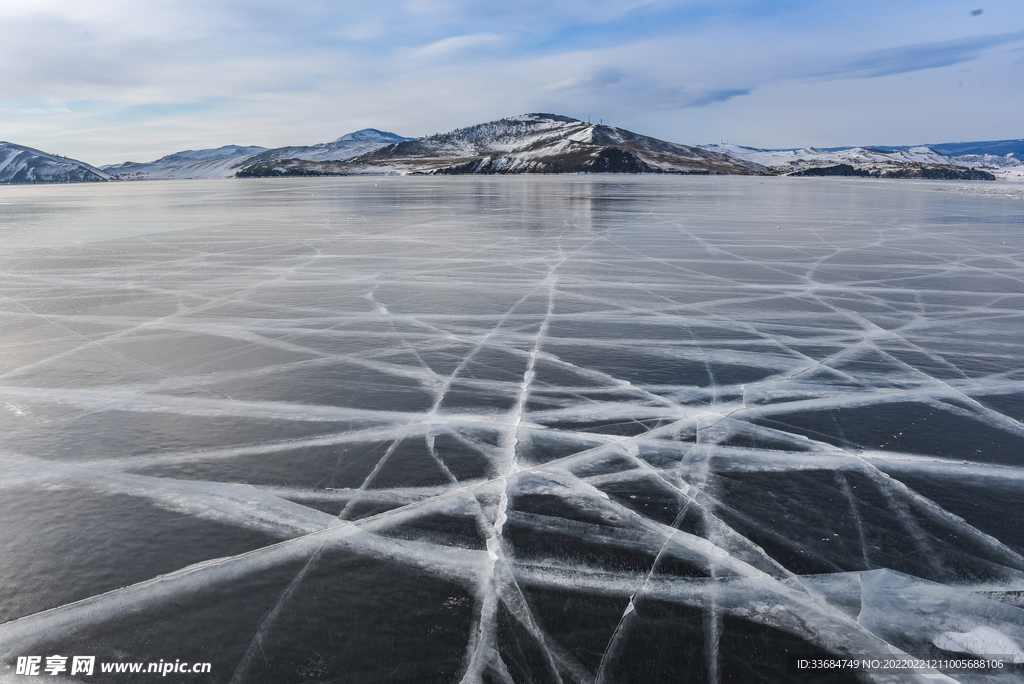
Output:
top-left (331, 129), bottom-right (409, 144)
top-left (700, 143), bottom-right (1007, 180)
top-left (237, 114), bottom-right (767, 177)
top-left (104, 129), bottom-right (416, 180)
top-left (0, 142), bottom-right (112, 184)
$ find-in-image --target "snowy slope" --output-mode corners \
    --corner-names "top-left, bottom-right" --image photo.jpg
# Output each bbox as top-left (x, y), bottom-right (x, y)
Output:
top-left (104, 130), bottom-right (415, 180)
top-left (0, 142), bottom-right (111, 184)
top-left (104, 154), bottom-right (260, 180)
top-left (238, 114), bottom-right (766, 176)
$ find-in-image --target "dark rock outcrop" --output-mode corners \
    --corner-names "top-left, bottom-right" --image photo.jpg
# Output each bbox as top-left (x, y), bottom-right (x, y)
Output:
top-left (234, 160), bottom-right (348, 177)
top-left (789, 163), bottom-right (995, 181)
top-left (789, 164), bottom-right (873, 177)
top-left (879, 166), bottom-right (995, 180)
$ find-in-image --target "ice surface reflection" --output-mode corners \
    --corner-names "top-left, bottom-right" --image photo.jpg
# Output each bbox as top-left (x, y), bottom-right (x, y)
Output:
top-left (1, 176), bottom-right (1023, 683)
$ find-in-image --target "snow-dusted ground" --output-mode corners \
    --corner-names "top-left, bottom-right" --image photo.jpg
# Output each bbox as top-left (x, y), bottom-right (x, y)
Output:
top-left (1, 177), bottom-right (1022, 683)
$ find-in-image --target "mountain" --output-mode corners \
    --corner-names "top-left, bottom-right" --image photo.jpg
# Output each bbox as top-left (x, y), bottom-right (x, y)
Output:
top-left (236, 114), bottom-right (767, 177)
top-left (21, 119), bottom-right (1015, 184)
top-left (104, 129), bottom-right (416, 180)
top-left (701, 143), bottom-right (1004, 180)
top-left (0, 142), bottom-right (112, 184)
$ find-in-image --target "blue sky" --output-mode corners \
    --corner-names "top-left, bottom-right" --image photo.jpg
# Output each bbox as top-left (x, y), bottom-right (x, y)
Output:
top-left (1, 0), bottom-right (1021, 165)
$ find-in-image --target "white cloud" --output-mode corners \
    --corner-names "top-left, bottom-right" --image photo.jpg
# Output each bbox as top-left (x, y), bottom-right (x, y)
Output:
top-left (415, 32), bottom-right (505, 58)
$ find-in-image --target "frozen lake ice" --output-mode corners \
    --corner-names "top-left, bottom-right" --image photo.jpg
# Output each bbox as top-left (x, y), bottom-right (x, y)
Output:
top-left (1, 176), bottom-right (1023, 683)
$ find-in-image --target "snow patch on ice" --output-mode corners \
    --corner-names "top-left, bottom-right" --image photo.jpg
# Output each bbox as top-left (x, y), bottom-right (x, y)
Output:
top-left (933, 626), bottom-right (1024, 663)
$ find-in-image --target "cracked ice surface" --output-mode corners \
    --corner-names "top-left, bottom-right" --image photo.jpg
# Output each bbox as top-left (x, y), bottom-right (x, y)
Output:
top-left (1, 176), bottom-right (1023, 684)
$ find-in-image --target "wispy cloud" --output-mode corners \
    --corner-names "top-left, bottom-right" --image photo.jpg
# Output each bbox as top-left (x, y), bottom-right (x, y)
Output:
top-left (415, 32), bottom-right (504, 58)
top-left (672, 88), bottom-right (752, 108)
top-left (542, 69), bottom-right (623, 91)
top-left (808, 29), bottom-right (1024, 80)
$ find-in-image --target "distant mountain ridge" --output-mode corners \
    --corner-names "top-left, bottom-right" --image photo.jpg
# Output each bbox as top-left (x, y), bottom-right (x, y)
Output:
top-left (154, 145), bottom-right (268, 163)
top-left (3, 119), bottom-right (1021, 184)
top-left (700, 142), bottom-right (1018, 180)
top-left (866, 139), bottom-right (1024, 158)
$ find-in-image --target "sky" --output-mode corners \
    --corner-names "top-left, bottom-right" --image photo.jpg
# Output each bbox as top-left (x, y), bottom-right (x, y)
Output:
top-left (1, 0), bottom-right (1022, 166)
